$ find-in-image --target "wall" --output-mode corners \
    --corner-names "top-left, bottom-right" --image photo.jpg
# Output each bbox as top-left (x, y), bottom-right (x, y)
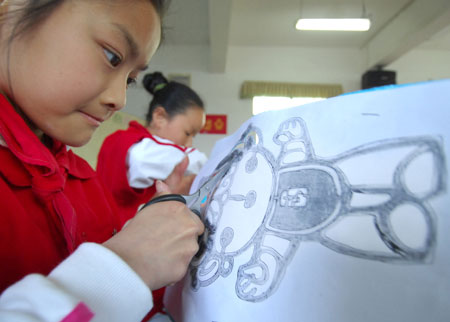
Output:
top-left (386, 48), bottom-right (450, 84)
top-left (75, 44), bottom-right (450, 165)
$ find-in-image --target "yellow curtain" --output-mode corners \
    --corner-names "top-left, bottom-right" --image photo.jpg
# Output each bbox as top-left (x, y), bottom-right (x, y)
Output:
top-left (240, 81), bottom-right (343, 99)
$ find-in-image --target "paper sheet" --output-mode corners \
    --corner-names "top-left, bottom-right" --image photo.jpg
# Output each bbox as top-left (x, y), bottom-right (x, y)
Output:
top-left (165, 80), bottom-right (450, 322)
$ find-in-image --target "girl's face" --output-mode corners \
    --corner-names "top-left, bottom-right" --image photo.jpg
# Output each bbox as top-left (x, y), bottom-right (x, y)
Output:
top-left (153, 106), bottom-right (206, 147)
top-left (0, 0), bottom-right (161, 146)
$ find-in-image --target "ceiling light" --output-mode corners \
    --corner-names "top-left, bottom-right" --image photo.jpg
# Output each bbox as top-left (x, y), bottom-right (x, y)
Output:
top-left (295, 18), bottom-right (371, 31)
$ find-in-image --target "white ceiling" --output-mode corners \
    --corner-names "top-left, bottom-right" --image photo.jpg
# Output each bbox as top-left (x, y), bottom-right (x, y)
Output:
top-left (161, 0), bottom-right (450, 71)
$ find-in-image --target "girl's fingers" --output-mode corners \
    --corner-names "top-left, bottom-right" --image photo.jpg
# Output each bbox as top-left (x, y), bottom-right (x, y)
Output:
top-left (155, 180), bottom-right (171, 195)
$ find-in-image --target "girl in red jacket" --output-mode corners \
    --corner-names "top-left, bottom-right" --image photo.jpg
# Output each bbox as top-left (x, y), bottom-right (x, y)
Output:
top-left (97, 71), bottom-right (207, 318)
top-left (0, 1), bottom-right (204, 321)
top-left (98, 72), bottom-right (207, 222)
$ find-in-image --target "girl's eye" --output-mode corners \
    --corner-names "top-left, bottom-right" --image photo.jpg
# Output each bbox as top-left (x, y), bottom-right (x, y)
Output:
top-left (127, 77), bottom-right (137, 87)
top-left (104, 48), bottom-right (122, 67)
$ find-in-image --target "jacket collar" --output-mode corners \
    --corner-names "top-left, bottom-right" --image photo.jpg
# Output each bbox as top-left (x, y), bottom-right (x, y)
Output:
top-left (0, 94), bottom-right (95, 184)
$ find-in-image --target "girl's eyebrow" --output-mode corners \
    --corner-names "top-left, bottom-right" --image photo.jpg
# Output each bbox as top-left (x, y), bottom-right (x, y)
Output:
top-left (112, 23), bottom-right (149, 70)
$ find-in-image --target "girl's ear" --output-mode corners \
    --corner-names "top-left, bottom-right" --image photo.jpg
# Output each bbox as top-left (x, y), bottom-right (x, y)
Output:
top-left (152, 106), bottom-right (168, 128)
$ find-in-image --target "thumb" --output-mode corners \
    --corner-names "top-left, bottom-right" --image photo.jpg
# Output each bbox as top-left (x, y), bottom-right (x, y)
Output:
top-left (155, 179), bottom-right (172, 196)
top-left (174, 155), bottom-right (189, 176)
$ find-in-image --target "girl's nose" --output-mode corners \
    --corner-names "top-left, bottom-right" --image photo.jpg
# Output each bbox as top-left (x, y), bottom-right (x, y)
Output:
top-left (101, 77), bottom-right (127, 111)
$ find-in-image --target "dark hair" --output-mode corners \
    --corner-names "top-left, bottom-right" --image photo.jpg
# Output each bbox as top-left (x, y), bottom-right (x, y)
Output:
top-left (143, 72), bottom-right (205, 124)
top-left (1, 0), bottom-right (169, 41)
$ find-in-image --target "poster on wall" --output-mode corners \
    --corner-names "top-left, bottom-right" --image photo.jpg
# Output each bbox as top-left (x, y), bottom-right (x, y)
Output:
top-left (200, 114), bottom-right (227, 134)
top-left (165, 79), bottom-right (450, 322)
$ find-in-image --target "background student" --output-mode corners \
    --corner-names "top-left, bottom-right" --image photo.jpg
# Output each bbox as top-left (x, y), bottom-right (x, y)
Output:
top-left (97, 71), bottom-right (207, 318)
top-left (97, 71), bottom-right (207, 222)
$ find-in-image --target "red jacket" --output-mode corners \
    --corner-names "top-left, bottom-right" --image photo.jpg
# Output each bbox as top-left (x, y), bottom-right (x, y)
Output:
top-left (96, 121), bottom-right (157, 225)
top-left (0, 94), bottom-right (122, 293)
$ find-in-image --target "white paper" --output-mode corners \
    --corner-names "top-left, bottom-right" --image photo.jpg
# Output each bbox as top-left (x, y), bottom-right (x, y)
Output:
top-left (165, 80), bottom-right (450, 322)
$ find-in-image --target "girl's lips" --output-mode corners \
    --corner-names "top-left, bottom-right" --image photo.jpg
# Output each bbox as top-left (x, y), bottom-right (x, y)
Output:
top-left (79, 111), bottom-right (104, 127)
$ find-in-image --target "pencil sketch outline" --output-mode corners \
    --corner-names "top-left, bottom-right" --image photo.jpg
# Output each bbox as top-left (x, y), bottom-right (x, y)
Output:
top-left (189, 117), bottom-right (447, 302)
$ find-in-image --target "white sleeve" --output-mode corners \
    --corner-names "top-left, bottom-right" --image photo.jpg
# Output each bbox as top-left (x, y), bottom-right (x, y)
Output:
top-left (186, 149), bottom-right (208, 175)
top-left (0, 243), bottom-right (152, 322)
top-left (127, 138), bottom-right (186, 189)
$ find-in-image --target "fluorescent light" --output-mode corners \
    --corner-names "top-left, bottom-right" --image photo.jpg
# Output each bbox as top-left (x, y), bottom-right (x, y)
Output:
top-left (295, 18), bottom-right (371, 31)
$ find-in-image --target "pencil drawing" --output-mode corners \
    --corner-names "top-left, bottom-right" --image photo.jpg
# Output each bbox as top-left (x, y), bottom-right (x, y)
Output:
top-left (189, 117), bottom-right (446, 302)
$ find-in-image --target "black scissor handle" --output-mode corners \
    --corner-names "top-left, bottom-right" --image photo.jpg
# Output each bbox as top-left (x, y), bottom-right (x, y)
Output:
top-left (142, 194), bottom-right (186, 209)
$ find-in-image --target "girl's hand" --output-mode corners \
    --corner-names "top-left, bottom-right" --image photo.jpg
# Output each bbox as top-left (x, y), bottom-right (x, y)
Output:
top-left (103, 180), bottom-right (204, 290)
top-left (164, 156), bottom-right (195, 194)
top-left (173, 174), bottom-right (196, 195)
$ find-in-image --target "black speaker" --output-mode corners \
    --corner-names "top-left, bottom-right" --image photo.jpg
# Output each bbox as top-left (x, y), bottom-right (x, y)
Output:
top-left (362, 70), bottom-right (396, 89)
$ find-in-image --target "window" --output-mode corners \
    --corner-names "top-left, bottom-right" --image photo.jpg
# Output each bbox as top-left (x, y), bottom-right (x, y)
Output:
top-left (240, 81), bottom-right (342, 115)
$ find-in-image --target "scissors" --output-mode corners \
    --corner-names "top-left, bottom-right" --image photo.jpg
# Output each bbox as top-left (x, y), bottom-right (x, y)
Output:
top-left (141, 158), bottom-right (234, 222)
